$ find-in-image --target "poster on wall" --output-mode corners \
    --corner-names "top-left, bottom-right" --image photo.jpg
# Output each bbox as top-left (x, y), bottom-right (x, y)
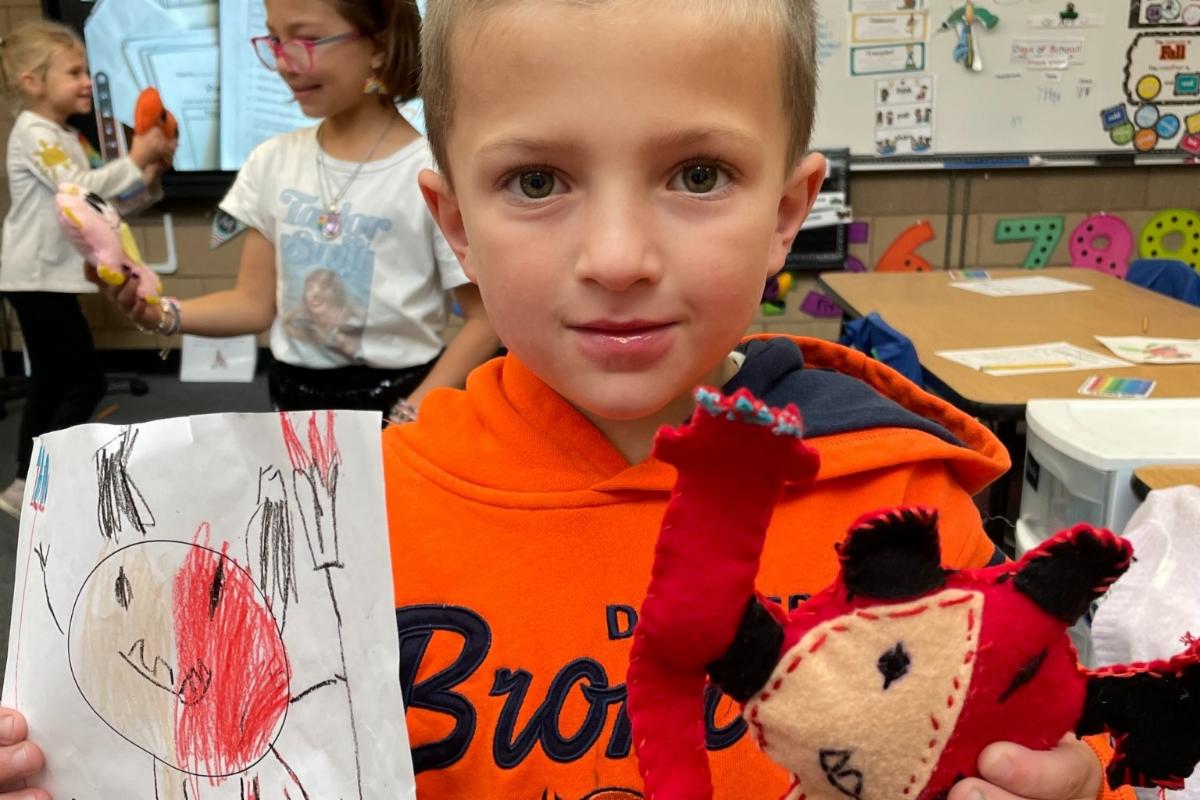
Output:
top-left (874, 76), bottom-right (935, 156)
top-left (852, 42), bottom-right (927, 75)
top-left (1128, 0), bottom-right (1200, 28)
top-left (1098, 29), bottom-right (1200, 154)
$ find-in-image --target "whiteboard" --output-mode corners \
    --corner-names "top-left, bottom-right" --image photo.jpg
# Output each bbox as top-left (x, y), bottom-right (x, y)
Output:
top-left (809, 0), bottom-right (1200, 163)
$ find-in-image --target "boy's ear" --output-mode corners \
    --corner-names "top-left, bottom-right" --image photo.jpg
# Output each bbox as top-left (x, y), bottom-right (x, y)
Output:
top-left (418, 168), bottom-right (475, 282)
top-left (767, 152), bottom-right (827, 277)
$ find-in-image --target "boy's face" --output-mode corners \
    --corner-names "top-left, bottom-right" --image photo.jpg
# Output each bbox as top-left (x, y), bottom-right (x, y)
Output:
top-left (423, 0), bottom-right (824, 423)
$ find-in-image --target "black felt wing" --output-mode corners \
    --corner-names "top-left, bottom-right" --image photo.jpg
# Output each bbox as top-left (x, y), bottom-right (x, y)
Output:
top-left (1078, 645), bottom-right (1200, 790)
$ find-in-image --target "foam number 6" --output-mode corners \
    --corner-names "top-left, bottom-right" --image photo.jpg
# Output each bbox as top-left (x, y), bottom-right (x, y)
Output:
top-left (875, 220), bottom-right (935, 272)
top-left (1068, 214), bottom-right (1134, 278)
top-left (994, 216), bottom-right (1064, 269)
top-left (1139, 209), bottom-right (1200, 272)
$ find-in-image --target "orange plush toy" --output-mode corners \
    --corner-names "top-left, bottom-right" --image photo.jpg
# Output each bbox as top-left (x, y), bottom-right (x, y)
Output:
top-left (134, 87), bottom-right (177, 141)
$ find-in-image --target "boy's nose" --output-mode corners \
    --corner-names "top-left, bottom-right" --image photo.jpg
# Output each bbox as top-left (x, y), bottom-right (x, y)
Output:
top-left (574, 196), bottom-right (663, 291)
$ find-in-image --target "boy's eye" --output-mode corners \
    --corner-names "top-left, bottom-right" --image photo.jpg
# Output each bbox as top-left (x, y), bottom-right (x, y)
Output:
top-left (671, 163), bottom-right (731, 195)
top-left (510, 170), bottom-right (558, 200)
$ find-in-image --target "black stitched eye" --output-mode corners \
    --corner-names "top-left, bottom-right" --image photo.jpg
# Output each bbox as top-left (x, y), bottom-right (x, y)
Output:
top-left (999, 648), bottom-right (1048, 702)
top-left (877, 642), bottom-right (911, 690)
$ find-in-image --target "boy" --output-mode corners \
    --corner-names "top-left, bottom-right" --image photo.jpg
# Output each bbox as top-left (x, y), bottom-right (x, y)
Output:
top-left (385, 0), bottom-right (1118, 799)
top-left (0, 1), bottom-right (1121, 798)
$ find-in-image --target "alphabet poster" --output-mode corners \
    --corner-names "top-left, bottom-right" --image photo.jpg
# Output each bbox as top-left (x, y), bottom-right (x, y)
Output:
top-left (2, 411), bottom-right (414, 799)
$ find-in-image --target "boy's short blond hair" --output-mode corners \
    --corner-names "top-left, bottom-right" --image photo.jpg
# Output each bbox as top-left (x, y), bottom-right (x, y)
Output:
top-left (420, 0), bottom-right (818, 178)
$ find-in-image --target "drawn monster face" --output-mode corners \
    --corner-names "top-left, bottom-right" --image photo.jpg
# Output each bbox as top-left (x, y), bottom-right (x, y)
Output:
top-left (68, 537), bottom-right (291, 778)
top-left (746, 591), bottom-right (983, 800)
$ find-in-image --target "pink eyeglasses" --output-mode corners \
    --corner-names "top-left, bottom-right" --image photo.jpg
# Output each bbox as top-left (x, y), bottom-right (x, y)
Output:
top-left (250, 31), bottom-right (363, 74)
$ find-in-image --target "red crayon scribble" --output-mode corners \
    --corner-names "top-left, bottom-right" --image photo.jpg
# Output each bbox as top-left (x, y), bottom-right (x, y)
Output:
top-left (173, 525), bottom-right (290, 777)
top-left (280, 411), bottom-right (340, 490)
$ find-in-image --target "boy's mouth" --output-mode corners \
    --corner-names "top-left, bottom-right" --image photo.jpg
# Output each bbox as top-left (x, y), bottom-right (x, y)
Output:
top-left (570, 320), bottom-right (677, 367)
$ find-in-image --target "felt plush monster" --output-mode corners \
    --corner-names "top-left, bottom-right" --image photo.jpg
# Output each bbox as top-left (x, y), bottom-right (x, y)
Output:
top-left (55, 182), bottom-right (162, 305)
top-left (627, 388), bottom-right (1200, 800)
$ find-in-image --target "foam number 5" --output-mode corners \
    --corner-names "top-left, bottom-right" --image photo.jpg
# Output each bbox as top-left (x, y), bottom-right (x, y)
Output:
top-left (1139, 209), bottom-right (1200, 271)
top-left (1068, 214), bottom-right (1134, 278)
top-left (994, 216), bottom-right (1065, 269)
top-left (875, 220), bottom-right (935, 272)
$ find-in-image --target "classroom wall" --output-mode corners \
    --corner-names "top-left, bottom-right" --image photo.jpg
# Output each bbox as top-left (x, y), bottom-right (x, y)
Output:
top-left (0, 0), bottom-right (1197, 352)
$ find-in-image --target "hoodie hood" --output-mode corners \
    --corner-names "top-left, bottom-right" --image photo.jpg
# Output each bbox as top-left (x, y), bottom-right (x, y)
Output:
top-left (389, 335), bottom-right (1009, 503)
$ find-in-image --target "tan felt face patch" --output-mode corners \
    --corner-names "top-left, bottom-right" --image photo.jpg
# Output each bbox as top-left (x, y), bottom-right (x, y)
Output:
top-left (744, 590), bottom-right (983, 800)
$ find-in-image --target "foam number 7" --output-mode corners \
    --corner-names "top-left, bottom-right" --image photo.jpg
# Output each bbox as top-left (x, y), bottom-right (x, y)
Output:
top-left (875, 220), bottom-right (935, 272)
top-left (994, 216), bottom-right (1065, 268)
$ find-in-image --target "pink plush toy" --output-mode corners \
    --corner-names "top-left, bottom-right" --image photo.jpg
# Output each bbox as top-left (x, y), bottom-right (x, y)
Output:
top-left (55, 182), bottom-right (162, 305)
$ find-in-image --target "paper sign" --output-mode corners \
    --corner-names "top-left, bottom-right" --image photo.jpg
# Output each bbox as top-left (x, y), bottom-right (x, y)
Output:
top-left (875, 77), bottom-right (935, 157)
top-left (1124, 32), bottom-right (1200, 107)
top-left (179, 335), bottom-right (258, 383)
top-left (1010, 38), bottom-right (1086, 70)
top-left (851, 43), bottom-right (927, 75)
top-left (851, 12), bottom-right (928, 44)
top-left (3, 411), bottom-right (415, 799)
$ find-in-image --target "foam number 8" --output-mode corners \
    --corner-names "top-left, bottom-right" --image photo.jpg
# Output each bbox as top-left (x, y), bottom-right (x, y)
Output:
top-left (1139, 209), bottom-right (1200, 271)
top-left (994, 216), bottom-right (1065, 269)
top-left (875, 220), bottom-right (935, 273)
top-left (1068, 214), bottom-right (1134, 278)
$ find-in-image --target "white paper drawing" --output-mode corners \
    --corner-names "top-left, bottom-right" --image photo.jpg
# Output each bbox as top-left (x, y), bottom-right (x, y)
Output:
top-left (2, 411), bottom-right (414, 799)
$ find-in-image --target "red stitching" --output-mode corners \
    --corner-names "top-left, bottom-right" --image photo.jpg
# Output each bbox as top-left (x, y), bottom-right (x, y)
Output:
top-left (855, 610), bottom-right (880, 620)
top-left (887, 604), bottom-right (930, 619)
top-left (938, 594), bottom-right (973, 607)
top-left (787, 655), bottom-right (803, 673)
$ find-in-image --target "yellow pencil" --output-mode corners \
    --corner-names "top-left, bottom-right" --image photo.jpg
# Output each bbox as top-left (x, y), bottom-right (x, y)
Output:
top-left (981, 361), bottom-right (1074, 372)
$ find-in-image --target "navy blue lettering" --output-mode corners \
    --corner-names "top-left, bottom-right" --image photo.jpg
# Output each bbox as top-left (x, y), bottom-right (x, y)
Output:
top-left (397, 605), bottom-right (491, 773)
top-left (705, 683), bottom-right (748, 750)
top-left (606, 605), bottom-right (638, 640)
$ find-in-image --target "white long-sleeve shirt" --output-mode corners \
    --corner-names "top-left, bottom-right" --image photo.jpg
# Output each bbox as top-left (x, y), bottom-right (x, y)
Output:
top-left (1, 110), bottom-right (145, 293)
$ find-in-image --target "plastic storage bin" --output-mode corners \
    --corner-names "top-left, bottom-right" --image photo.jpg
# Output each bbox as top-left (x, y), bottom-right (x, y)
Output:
top-left (1016, 398), bottom-right (1200, 556)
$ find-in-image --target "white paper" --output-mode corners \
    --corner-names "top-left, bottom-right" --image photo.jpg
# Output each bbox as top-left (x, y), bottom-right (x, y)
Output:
top-left (875, 76), bottom-right (934, 156)
top-left (180, 335), bottom-right (258, 382)
top-left (2, 412), bottom-right (414, 799)
top-left (936, 341), bottom-right (1133, 375)
top-left (949, 276), bottom-right (1093, 297)
top-left (1095, 336), bottom-right (1200, 364)
top-left (219, 0), bottom-right (312, 170)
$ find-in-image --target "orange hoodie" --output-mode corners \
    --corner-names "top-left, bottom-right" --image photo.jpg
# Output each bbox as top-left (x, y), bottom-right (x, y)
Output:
top-left (384, 336), bottom-right (1011, 799)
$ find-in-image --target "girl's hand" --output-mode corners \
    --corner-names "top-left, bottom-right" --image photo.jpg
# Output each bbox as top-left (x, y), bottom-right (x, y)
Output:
top-left (84, 262), bottom-right (161, 331)
top-left (128, 128), bottom-right (168, 170)
top-left (0, 710), bottom-right (50, 799)
top-left (949, 736), bottom-right (1104, 800)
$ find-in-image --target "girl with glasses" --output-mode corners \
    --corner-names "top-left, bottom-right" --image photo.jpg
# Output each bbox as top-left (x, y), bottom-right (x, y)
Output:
top-left (95, 0), bottom-right (497, 421)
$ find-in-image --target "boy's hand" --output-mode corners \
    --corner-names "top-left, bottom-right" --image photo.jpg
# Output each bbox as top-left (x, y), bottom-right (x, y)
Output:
top-left (84, 262), bottom-right (161, 331)
top-left (949, 736), bottom-right (1104, 800)
top-left (0, 710), bottom-right (49, 799)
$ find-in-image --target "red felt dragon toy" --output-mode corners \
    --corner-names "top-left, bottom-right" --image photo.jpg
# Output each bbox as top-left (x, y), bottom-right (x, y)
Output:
top-left (627, 388), bottom-right (1200, 800)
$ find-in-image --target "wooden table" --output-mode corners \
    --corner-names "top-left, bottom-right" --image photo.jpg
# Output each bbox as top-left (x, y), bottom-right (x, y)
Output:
top-left (818, 267), bottom-right (1200, 546)
top-left (1132, 464), bottom-right (1200, 501)
top-left (818, 268), bottom-right (1200, 422)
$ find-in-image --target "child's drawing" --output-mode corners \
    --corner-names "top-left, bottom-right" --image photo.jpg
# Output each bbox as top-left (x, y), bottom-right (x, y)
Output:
top-left (2, 411), bottom-right (412, 799)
